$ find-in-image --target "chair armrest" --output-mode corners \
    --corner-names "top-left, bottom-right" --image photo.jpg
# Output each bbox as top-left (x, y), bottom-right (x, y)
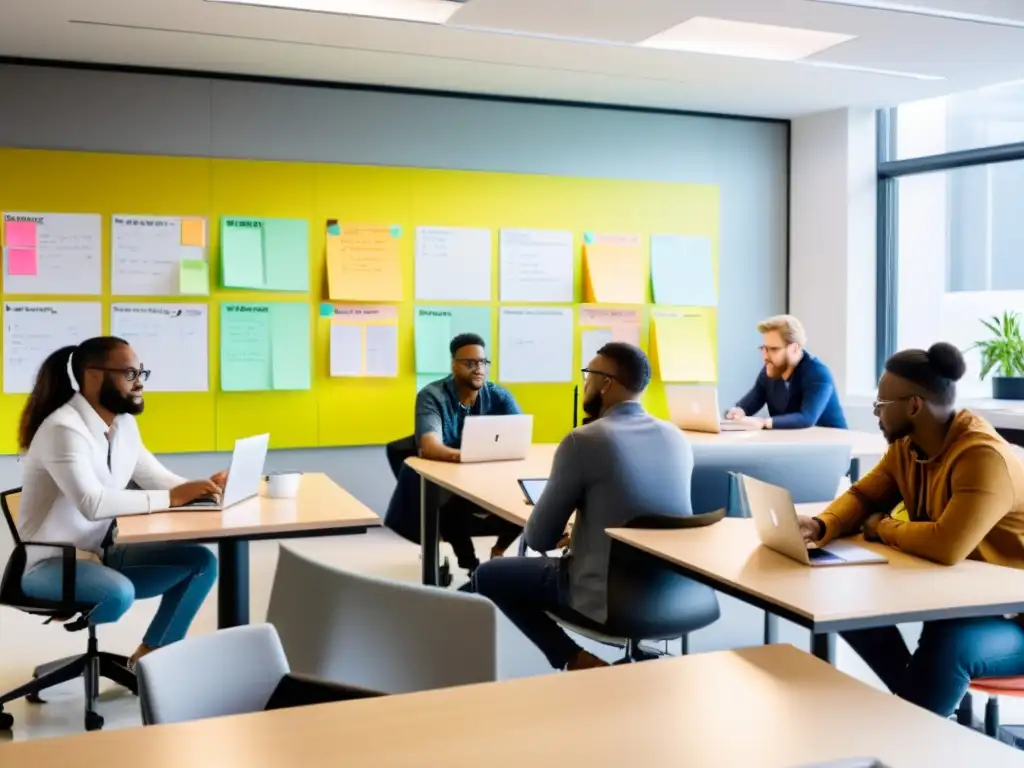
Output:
top-left (19, 542), bottom-right (78, 610)
top-left (263, 673), bottom-right (386, 712)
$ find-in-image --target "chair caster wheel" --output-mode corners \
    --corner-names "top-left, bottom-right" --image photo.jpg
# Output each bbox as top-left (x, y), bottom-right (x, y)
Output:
top-left (26, 692), bottom-right (44, 704)
top-left (439, 558), bottom-right (453, 588)
top-left (0, 710), bottom-right (13, 731)
top-left (85, 711), bottom-right (104, 731)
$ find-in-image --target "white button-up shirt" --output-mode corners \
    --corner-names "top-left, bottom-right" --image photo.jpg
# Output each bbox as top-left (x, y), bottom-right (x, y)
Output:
top-left (17, 394), bottom-right (186, 571)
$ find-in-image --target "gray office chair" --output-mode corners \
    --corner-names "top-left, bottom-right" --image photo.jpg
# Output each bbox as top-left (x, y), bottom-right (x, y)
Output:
top-left (690, 442), bottom-right (852, 514)
top-left (551, 509), bottom-right (724, 663)
top-left (267, 545), bottom-right (536, 692)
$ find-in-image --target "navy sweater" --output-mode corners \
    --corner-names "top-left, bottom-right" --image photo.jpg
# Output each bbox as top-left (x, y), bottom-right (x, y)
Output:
top-left (734, 352), bottom-right (847, 430)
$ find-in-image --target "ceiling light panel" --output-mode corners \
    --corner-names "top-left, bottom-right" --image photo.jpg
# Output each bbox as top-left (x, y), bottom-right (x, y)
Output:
top-left (804, 0), bottom-right (1024, 27)
top-left (639, 16), bottom-right (856, 61)
top-left (205, 0), bottom-right (467, 24)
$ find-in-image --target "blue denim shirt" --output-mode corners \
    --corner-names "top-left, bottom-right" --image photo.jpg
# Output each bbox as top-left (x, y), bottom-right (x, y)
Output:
top-left (415, 375), bottom-right (521, 449)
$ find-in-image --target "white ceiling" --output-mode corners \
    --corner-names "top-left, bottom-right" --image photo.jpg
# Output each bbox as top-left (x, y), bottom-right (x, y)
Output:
top-left (2, 0), bottom-right (1024, 118)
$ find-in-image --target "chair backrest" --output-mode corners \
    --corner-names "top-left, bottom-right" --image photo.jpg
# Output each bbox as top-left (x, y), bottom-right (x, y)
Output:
top-left (605, 511), bottom-right (722, 641)
top-left (1, 487), bottom-right (22, 546)
top-left (690, 443), bottom-right (852, 515)
top-left (385, 435), bottom-right (417, 481)
top-left (267, 545), bottom-right (503, 692)
top-left (137, 624), bottom-right (289, 725)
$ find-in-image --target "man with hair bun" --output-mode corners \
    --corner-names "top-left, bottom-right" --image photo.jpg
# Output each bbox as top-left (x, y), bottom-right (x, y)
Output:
top-left (796, 342), bottom-right (1024, 717)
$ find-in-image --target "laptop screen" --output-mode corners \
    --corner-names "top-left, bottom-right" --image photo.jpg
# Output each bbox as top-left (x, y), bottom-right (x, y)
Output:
top-left (518, 478), bottom-right (548, 505)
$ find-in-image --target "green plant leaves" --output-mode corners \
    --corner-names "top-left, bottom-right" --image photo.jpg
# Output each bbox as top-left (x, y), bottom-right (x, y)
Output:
top-left (972, 311), bottom-right (1024, 380)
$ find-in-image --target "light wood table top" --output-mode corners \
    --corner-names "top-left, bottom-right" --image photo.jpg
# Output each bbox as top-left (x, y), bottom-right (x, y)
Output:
top-left (608, 503), bottom-right (1024, 633)
top-left (3, 644), bottom-right (1021, 767)
top-left (115, 473), bottom-right (380, 544)
top-left (683, 425), bottom-right (887, 457)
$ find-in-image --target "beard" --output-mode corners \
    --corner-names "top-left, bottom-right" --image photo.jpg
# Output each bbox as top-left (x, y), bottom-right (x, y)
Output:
top-left (880, 420), bottom-right (912, 445)
top-left (581, 392), bottom-right (603, 422)
top-left (99, 378), bottom-right (144, 416)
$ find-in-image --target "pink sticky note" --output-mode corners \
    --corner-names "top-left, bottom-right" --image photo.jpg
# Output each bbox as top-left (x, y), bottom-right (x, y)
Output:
top-left (5, 221), bottom-right (37, 248)
top-left (7, 248), bottom-right (38, 276)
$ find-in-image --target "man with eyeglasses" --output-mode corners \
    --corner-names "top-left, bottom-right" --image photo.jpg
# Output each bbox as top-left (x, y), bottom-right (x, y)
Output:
top-left (473, 343), bottom-right (695, 671)
top-left (413, 333), bottom-right (523, 574)
top-left (724, 314), bottom-right (847, 430)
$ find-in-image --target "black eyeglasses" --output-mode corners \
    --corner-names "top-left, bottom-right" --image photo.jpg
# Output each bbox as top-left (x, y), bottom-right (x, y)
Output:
top-left (581, 367), bottom-right (618, 382)
top-left (90, 366), bottom-right (151, 382)
top-left (455, 358), bottom-right (491, 371)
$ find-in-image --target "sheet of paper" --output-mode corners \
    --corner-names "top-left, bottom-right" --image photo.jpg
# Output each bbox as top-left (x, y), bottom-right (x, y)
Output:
top-left (499, 307), bottom-right (574, 383)
top-left (181, 219), bottom-right (206, 247)
top-left (581, 328), bottom-right (613, 368)
top-left (328, 305), bottom-right (399, 377)
top-left (3, 302), bottom-right (103, 393)
top-left (270, 303), bottom-right (311, 390)
top-left (499, 228), bottom-right (574, 302)
top-left (110, 304), bottom-right (209, 392)
top-left (326, 223), bottom-right (403, 301)
top-left (7, 248), bottom-right (37, 276)
top-left (578, 307), bottom-right (642, 346)
top-left (111, 215), bottom-right (208, 296)
top-left (220, 303), bottom-right (272, 391)
top-left (414, 305), bottom-right (492, 374)
top-left (415, 227), bottom-right (492, 301)
top-left (221, 218), bottom-right (266, 289)
top-left (179, 259), bottom-right (210, 295)
top-left (583, 243), bottom-right (646, 304)
top-left (650, 310), bottom-right (716, 382)
top-left (2, 213), bottom-right (101, 295)
top-left (263, 218), bottom-right (310, 292)
top-left (650, 234), bottom-right (716, 306)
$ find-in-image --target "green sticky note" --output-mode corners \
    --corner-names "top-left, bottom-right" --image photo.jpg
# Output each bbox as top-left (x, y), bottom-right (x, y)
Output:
top-left (583, 232), bottom-right (594, 244)
top-left (179, 259), bottom-right (210, 296)
top-left (263, 218), bottom-right (310, 293)
top-left (319, 302), bottom-right (334, 317)
top-left (326, 222), bottom-right (341, 236)
top-left (414, 305), bottom-right (491, 373)
top-left (221, 218), bottom-right (266, 289)
top-left (390, 225), bottom-right (402, 238)
top-left (220, 303), bottom-right (272, 391)
top-left (270, 303), bottom-right (311, 390)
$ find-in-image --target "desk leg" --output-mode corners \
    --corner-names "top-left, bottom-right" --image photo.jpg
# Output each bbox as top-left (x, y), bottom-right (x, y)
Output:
top-left (217, 540), bottom-right (250, 629)
top-left (849, 457), bottom-right (862, 483)
top-left (811, 632), bottom-right (836, 664)
top-left (421, 478), bottom-right (441, 587)
top-left (764, 612), bottom-right (779, 645)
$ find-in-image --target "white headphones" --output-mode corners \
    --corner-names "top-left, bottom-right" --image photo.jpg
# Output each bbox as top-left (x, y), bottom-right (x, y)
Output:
top-left (66, 348), bottom-right (80, 393)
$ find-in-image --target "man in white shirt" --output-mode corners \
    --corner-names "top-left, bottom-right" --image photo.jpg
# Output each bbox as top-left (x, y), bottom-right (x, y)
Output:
top-left (16, 337), bottom-right (224, 669)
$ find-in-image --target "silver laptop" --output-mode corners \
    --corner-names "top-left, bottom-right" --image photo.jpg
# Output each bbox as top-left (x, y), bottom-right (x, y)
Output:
top-left (460, 415), bottom-right (533, 463)
top-left (741, 475), bottom-right (887, 567)
top-left (665, 385), bottom-right (759, 433)
top-left (167, 433), bottom-right (270, 511)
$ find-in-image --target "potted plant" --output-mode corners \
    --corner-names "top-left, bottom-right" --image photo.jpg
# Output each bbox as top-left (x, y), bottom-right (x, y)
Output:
top-left (974, 311), bottom-right (1024, 400)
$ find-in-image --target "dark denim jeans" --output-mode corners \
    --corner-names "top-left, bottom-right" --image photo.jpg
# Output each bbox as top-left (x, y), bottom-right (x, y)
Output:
top-left (843, 617), bottom-right (1024, 716)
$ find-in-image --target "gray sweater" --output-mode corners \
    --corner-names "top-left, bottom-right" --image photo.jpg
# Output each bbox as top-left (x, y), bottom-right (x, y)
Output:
top-left (524, 401), bottom-right (695, 622)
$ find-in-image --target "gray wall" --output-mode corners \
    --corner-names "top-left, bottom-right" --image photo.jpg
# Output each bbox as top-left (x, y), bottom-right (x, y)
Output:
top-left (0, 63), bottom-right (789, 513)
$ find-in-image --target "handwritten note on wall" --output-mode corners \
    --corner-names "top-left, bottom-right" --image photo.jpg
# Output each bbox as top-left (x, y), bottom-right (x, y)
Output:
top-left (325, 222), bottom-right (403, 301)
top-left (220, 302), bottom-right (311, 391)
top-left (110, 303), bottom-right (209, 392)
top-left (111, 215), bottom-right (208, 296)
top-left (3, 301), bottom-right (103, 393)
top-left (2, 213), bottom-right (102, 295)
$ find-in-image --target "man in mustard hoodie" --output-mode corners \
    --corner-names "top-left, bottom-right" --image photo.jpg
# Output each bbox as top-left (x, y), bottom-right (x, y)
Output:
top-left (798, 342), bottom-right (1024, 717)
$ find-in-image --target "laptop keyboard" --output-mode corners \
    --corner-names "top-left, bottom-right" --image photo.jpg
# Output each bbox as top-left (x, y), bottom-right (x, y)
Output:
top-left (182, 497), bottom-right (219, 507)
top-left (807, 548), bottom-right (846, 564)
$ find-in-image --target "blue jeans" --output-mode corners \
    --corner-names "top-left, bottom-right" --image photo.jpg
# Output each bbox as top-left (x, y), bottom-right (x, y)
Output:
top-left (842, 618), bottom-right (1024, 716)
top-left (21, 542), bottom-right (218, 648)
top-left (474, 556), bottom-right (587, 669)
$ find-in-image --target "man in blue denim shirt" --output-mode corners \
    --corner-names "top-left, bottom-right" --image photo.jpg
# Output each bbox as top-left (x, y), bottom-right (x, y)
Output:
top-left (396, 333), bottom-right (522, 575)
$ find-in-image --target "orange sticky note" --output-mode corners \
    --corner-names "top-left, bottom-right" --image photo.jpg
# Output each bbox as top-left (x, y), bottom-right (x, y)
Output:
top-left (181, 219), bottom-right (206, 247)
top-left (583, 244), bottom-right (646, 304)
top-left (326, 224), bottom-right (403, 301)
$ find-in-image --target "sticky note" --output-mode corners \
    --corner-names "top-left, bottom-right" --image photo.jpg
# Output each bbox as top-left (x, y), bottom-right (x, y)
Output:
top-left (390, 225), bottom-right (402, 238)
top-left (327, 224), bottom-right (403, 301)
top-left (583, 232), bottom-right (594, 245)
top-left (326, 222), bottom-right (341, 236)
top-left (651, 313), bottom-right (716, 382)
top-left (7, 248), bottom-right (38, 276)
top-left (5, 221), bottom-right (37, 248)
top-left (220, 303), bottom-right (273, 391)
top-left (583, 244), bottom-right (646, 304)
top-left (650, 234), bottom-right (716, 306)
top-left (414, 305), bottom-right (491, 374)
top-left (263, 219), bottom-right (310, 292)
top-left (181, 219), bottom-right (207, 248)
top-left (270, 303), bottom-right (311, 390)
top-left (179, 259), bottom-right (209, 295)
top-left (221, 219), bottom-right (265, 289)
top-left (319, 303), bottom-right (334, 318)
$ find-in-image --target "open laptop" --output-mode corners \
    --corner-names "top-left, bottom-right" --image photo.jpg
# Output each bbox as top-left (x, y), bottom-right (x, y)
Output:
top-left (741, 474), bottom-right (887, 567)
top-left (665, 385), bottom-right (760, 433)
top-left (167, 433), bottom-right (270, 511)
top-left (460, 414), bottom-right (533, 463)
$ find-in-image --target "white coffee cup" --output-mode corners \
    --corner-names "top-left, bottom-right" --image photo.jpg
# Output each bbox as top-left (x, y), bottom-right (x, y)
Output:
top-left (266, 472), bottom-right (301, 499)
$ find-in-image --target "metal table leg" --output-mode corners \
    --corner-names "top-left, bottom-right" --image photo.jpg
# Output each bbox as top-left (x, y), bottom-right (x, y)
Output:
top-left (811, 632), bottom-right (836, 664)
top-left (421, 478), bottom-right (441, 586)
top-left (217, 539), bottom-right (250, 628)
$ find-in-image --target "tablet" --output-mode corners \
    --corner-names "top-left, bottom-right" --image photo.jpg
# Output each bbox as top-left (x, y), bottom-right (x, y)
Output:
top-left (517, 478), bottom-right (548, 505)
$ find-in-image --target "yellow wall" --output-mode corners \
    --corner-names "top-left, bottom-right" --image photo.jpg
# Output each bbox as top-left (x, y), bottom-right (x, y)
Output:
top-left (0, 149), bottom-right (719, 454)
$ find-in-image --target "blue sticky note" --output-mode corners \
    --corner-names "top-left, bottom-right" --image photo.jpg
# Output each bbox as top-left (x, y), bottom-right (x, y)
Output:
top-left (390, 225), bottom-right (402, 239)
top-left (319, 303), bottom-right (334, 318)
top-left (327, 223), bottom-right (341, 236)
top-left (414, 305), bottom-right (492, 373)
top-left (583, 232), bottom-right (594, 244)
top-left (650, 234), bottom-right (717, 307)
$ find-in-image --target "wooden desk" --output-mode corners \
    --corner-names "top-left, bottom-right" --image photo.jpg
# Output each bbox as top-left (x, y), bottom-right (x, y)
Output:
top-left (116, 474), bottom-right (380, 628)
top-left (3, 645), bottom-right (1021, 767)
top-left (608, 505), bottom-right (1024, 662)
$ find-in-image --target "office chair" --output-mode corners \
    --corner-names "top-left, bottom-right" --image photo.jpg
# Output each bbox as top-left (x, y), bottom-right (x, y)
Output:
top-left (0, 487), bottom-right (136, 732)
top-left (550, 508), bottom-right (724, 663)
top-left (957, 679), bottom-right (1024, 747)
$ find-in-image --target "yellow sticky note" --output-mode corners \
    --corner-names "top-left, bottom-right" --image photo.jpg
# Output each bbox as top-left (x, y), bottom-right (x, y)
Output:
top-left (179, 259), bottom-right (210, 295)
top-left (181, 218), bottom-right (206, 247)
top-left (326, 223), bottom-right (403, 301)
top-left (651, 313), bottom-right (716, 382)
top-left (583, 244), bottom-right (645, 304)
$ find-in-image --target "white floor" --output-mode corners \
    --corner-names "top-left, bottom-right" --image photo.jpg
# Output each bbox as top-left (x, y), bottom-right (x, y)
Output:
top-left (1, 527), bottom-right (1020, 744)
